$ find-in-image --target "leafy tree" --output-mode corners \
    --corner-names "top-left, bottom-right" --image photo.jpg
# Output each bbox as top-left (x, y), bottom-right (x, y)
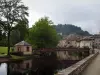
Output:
top-left (53, 24), bottom-right (90, 36)
top-left (0, 0), bottom-right (28, 55)
top-left (0, 29), bottom-right (2, 41)
top-left (11, 20), bottom-right (29, 46)
top-left (14, 20), bottom-right (29, 41)
top-left (0, 27), bottom-right (7, 46)
top-left (10, 30), bottom-right (20, 46)
top-left (27, 17), bottom-right (59, 48)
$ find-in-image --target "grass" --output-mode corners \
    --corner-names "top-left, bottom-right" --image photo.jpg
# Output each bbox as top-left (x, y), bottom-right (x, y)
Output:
top-left (0, 47), bottom-right (28, 60)
top-left (0, 47), bottom-right (12, 56)
top-left (11, 55), bottom-right (25, 60)
top-left (0, 47), bottom-right (8, 54)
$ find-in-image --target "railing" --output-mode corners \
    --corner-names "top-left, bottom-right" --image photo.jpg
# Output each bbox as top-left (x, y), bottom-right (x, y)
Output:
top-left (56, 52), bottom-right (99, 75)
top-left (34, 48), bottom-right (90, 52)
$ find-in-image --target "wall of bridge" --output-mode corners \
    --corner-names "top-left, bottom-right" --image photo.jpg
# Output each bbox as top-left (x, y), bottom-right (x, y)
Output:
top-left (56, 52), bottom-right (98, 75)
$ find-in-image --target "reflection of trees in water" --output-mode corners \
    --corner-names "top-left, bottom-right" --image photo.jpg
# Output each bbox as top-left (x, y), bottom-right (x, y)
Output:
top-left (7, 52), bottom-right (59, 75)
top-left (31, 52), bottom-right (59, 75)
top-left (6, 52), bottom-right (81, 75)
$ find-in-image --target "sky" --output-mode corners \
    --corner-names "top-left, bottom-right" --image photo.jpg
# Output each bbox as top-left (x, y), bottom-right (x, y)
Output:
top-left (22, 0), bottom-right (100, 34)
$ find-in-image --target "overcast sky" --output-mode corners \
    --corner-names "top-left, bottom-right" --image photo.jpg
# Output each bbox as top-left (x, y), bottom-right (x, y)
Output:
top-left (22, 0), bottom-right (100, 34)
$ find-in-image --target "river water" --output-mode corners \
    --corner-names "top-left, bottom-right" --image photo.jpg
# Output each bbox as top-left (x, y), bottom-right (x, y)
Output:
top-left (0, 56), bottom-right (78, 75)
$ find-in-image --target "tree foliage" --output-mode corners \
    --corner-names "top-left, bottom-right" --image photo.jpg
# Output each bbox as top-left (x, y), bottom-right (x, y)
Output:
top-left (11, 20), bottom-right (29, 46)
top-left (53, 24), bottom-right (91, 36)
top-left (0, 0), bottom-right (28, 55)
top-left (27, 17), bottom-right (59, 48)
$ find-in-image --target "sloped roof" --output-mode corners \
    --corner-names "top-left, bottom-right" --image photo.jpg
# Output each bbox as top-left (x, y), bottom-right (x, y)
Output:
top-left (64, 34), bottom-right (82, 41)
top-left (81, 36), bottom-right (94, 41)
top-left (15, 41), bottom-right (31, 46)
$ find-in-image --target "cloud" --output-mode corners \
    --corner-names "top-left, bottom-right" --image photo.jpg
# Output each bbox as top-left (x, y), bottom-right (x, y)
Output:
top-left (22, 0), bottom-right (100, 34)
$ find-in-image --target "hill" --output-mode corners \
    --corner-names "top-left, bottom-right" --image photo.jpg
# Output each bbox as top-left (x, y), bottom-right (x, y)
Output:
top-left (53, 24), bottom-right (91, 36)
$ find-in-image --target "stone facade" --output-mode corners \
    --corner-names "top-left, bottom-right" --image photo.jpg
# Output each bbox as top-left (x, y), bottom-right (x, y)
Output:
top-left (58, 34), bottom-right (94, 49)
top-left (93, 34), bottom-right (100, 49)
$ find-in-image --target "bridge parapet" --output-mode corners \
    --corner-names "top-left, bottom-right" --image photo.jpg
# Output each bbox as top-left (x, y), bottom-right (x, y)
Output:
top-left (56, 52), bottom-right (99, 75)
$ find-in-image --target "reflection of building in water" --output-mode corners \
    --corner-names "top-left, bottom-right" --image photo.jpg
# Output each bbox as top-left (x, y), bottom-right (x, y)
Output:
top-left (9, 59), bottom-right (32, 74)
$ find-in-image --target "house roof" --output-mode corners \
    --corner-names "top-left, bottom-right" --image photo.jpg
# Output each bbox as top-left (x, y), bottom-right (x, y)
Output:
top-left (64, 34), bottom-right (82, 41)
top-left (15, 41), bottom-right (31, 46)
top-left (81, 36), bottom-right (94, 41)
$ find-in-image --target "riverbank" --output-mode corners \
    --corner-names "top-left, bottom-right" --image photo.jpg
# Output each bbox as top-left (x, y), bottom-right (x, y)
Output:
top-left (0, 55), bottom-right (33, 63)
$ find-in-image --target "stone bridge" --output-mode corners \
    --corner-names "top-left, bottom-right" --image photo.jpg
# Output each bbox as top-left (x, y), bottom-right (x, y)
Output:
top-left (56, 52), bottom-right (99, 75)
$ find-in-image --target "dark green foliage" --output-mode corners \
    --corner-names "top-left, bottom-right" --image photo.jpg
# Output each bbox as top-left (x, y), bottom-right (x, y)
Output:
top-left (27, 17), bottom-right (59, 48)
top-left (0, 28), bottom-right (7, 46)
top-left (53, 24), bottom-right (91, 36)
top-left (0, 29), bottom-right (2, 41)
top-left (0, 0), bottom-right (28, 55)
top-left (10, 20), bottom-right (29, 46)
top-left (14, 20), bottom-right (29, 41)
top-left (10, 30), bottom-right (20, 46)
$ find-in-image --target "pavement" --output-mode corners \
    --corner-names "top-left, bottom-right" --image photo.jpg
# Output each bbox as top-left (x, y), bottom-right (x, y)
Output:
top-left (82, 54), bottom-right (100, 75)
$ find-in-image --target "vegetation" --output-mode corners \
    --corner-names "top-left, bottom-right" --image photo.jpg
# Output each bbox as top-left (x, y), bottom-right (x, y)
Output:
top-left (11, 20), bottom-right (29, 46)
top-left (0, 47), bottom-right (8, 54)
top-left (27, 17), bottom-right (59, 48)
top-left (0, 0), bottom-right (28, 55)
top-left (53, 24), bottom-right (91, 36)
top-left (11, 55), bottom-right (25, 60)
top-left (0, 47), bottom-right (12, 54)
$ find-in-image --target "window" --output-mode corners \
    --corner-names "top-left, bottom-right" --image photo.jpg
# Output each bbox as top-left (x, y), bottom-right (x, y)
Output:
top-left (26, 63), bottom-right (29, 68)
top-left (64, 51), bottom-right (66, 55)
top-left (27, 47), bottom-right (29, 52)
top-left (18, 47), bottom-right (21, 52)
top-left (68, 42), bottom-right (70, 44)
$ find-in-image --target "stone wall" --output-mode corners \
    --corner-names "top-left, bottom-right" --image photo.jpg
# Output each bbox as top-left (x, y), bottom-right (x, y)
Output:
top-left (56, 52), bottom-right (98, 75)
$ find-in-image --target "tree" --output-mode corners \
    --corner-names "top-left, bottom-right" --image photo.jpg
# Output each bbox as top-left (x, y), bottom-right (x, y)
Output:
top-left (0, 0), bottom-right (28, 55)
top-left (53, 24), bottom-right (90, 36)
top-left (14, 20), bottom-right (29, 41)
top-left (11, 20), bottom-right (29, 46)
top-left (27, 17), bottom-right (59, 48)
top-left (10, 30), bottom-right (20, 46)
top-left (0, 29), bottom-right (2, 41)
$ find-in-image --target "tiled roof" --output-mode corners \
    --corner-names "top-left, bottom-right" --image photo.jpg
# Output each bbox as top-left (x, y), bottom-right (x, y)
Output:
top-left (81, 36), bottom-right (94, 41)
top-left (64, 34), bottom-right (82, 41)
top-left (15, 41), bottom-right (31, 46)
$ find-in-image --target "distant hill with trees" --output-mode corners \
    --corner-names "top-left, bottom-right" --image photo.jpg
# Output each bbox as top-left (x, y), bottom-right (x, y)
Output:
top-left (53, 24), bottom-right (91, 36)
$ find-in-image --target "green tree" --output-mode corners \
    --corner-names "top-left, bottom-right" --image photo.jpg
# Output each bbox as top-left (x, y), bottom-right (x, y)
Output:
top-left (0, 29), bottom-right (2, 41)
top-left (53, 24), bottom-right (90, 36)
top-left (0, 0), bottom-right (28, 55)
top-left (15, 20), bottom-right (29, 41)
top-left (10, 30), bottom-right (20, 46)
top-left (11, 20), bottom-right (29, 46)
top-left (27, 17), bottom-right (59, 48)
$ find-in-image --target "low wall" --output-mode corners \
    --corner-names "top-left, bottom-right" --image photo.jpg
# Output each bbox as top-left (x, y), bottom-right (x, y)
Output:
top-left (56, 52), bottom-right (99, 75)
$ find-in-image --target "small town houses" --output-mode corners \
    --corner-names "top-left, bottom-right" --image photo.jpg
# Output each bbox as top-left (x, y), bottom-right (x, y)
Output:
top-left (57, 34), bottom-right (94, 49)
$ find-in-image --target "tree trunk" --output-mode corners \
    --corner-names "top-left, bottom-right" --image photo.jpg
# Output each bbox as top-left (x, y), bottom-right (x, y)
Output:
top-left (7, 30), bottom-right (10, 56)
top-left (7, 63), bottom-right (10, 75)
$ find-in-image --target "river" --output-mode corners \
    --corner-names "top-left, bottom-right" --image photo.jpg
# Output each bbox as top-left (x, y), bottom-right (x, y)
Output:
top-left (0, 56), bottom-right (79, 75)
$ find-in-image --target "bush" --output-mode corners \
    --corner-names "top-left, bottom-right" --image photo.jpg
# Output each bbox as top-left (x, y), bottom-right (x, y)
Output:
top-left (10, 52), bottom-right (23, 56)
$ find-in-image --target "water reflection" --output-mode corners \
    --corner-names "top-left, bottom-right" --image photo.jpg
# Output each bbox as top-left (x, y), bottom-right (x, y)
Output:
top-left (0, 56), bottom-right (78, 75)
top-left (0, 63), bottom-right (7, 75)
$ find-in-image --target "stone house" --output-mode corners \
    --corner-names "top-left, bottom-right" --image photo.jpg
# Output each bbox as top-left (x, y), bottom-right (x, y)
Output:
top-left (57, 34), bottom-right (82, 48)
top-left (57, 40), bottom-right (66, 47)
top-left (14, 41), bottom-right (32, 55)
top-left (79, 37), bottom-right (94, 49)
top-left (93, 34), bottom-right (100, 49)
top-left (58, 34), bottom-right (94, 49)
